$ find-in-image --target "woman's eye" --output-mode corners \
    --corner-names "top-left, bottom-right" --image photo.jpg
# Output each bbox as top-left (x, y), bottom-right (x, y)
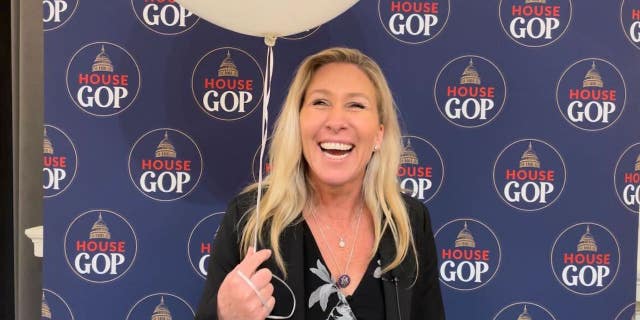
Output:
top-left (312, 99), bottom-right (328, 106)
top-left (349, 103), bottom-right (366, 109)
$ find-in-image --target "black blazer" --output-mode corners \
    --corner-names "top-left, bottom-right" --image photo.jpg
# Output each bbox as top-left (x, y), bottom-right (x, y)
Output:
top-left (195, 192), bottom-right (445, 320)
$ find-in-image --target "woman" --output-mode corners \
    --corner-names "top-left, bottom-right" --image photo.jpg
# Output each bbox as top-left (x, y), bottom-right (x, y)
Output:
top-left (196, 47), bottom-right (444, 320)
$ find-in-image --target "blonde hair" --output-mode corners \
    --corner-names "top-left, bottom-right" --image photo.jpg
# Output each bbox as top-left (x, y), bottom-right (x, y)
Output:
top-left (240, 47), bottom-right (416, 277)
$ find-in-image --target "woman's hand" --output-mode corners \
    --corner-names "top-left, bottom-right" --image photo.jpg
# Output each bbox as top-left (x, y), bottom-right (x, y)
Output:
top-left (217, 248), bottom-right (276, 320)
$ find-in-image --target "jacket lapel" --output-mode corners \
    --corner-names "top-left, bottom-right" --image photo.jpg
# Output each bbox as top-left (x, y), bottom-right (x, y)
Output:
top-left (265, 221), bottom-right (306, 320)
top-left (379, 227), bottom-right (413, 320)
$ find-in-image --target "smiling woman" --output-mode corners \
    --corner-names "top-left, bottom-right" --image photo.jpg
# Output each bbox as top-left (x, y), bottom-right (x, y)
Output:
top-left (300, 62), bottom-right (384, 190)
top-left (196, 48), bottom-right (445, 320)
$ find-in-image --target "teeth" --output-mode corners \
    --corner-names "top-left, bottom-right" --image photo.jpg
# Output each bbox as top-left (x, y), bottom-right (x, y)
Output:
top-left (320, 142), bottom-right (353, 151)
top-left (324, 152), bottom-right (349, 160)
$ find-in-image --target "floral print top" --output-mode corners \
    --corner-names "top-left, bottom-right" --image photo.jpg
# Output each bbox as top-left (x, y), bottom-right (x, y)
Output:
top-left (303, 222), bottom-right (385, 320)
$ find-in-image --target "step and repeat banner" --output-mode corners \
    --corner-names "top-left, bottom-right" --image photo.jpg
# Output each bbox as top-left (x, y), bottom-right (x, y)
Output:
top-left (43, 1), bottom-right (640, 319)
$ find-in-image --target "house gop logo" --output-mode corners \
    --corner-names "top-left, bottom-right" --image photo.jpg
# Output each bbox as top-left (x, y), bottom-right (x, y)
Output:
top-left (131, 0), bottom-right (199, 35)
top-left (551, 222), bottom-right (620, 295)
top-left (493, 302), bottom-right (557, 320)
top-left (43, 0), bottom-right (78, 31)
top-left (43, 125), bottom-right (77, 198)
top-left (192, 47), bottom-right (264, 121)
top-left (499, 0), bottom-right (572, 47)
top-left (129, 128), bottom-right (203, 201)
top-left (621, 0), bottom-right (640, 50)
top-left (126, 293), bottom-right (195, 320)
top-left (434, 218), bottom-right (501, 291)
top-left (188, 212), bottom-right (224, 279)
top-left (41, 289), bottom-right (75, 320)
top-left (614, 143), bottom-right (640, 213)
top-left (64, 210), bottom-right (137, 283)
top-left (615, 302), bottom-right (638, 320)
top-left (397, 136), bottom-right (444, 203)
top-left (66, 42), bottom-right (141, 117)
top-left (434, 55), bottom-right (507, 128)
top-left (556, 58), bottom-right (626, 131)
top-left (378, 0), bottom-right (450, 44)
top-left (493, 139), bottom-right (566, 212)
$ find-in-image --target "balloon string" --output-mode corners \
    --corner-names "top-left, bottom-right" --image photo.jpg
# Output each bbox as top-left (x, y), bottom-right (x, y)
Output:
top-left (254, 43), bottom-right (272, 250)
top-left (255, 39), bottom-right (296, 320)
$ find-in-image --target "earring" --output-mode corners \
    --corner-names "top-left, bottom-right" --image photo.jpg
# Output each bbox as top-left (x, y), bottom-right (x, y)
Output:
top-left (373, 145), bottom-right (379, 152)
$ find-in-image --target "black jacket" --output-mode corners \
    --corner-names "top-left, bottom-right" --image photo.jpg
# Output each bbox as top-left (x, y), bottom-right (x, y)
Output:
top-left (195, 191), bottom-right (445, 320)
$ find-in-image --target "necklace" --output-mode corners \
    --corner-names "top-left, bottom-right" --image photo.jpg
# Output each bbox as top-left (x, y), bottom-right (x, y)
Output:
top-left (309, 203), bottom-right (364, 289)
top-left (314, 207), bottom-right (358, 248)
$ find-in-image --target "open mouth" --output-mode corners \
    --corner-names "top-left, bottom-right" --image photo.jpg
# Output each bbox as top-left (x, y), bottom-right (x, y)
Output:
top-left (319, 142), bottom-right (354, 159)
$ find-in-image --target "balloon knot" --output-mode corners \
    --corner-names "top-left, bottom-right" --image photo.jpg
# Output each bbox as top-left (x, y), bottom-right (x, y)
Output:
top-left (264, 34), bottom-right (277, 47)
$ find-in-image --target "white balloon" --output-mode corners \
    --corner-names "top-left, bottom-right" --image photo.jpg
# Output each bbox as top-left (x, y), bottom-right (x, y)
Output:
top-left (174, 0), bottom-right (359, 38)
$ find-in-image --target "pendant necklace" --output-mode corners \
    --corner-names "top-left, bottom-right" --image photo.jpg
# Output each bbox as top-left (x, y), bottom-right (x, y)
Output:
top-left (318, 210), bottom-right (356, 249)
top-left (309, 203), bottom-right (364, 289)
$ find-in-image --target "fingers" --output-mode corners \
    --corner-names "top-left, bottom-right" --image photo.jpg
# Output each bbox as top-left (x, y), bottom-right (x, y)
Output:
top-left (258, 283), bottom-right (274, 302)
top-left (219, 248), bottom-right (275, 320)
top-left (251, 268), bottom-right (273, 288)
top-left (259, 297), bottom-right (276, 319)
top-left (234, 268), bottom-right (273, 303)
top-left (236, 249), bottom-right (272, 276)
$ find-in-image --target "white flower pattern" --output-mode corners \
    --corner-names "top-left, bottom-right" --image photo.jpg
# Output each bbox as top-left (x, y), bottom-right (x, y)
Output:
top-left (308, 259), bottom-right (357, 320)
top-left (373, 259), bottom-right (382, 279)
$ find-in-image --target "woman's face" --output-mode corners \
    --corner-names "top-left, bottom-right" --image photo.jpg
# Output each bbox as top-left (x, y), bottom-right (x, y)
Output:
top-left (300, 62), bottom-right (384, 190)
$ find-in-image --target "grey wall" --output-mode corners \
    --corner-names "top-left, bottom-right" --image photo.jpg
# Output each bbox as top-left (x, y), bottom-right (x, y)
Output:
top-left (12, 0), bottom-right (44, 319)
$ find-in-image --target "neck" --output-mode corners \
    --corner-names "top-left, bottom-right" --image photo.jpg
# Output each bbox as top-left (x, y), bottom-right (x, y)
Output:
top-left (311, 182), bottom-right (364, 222)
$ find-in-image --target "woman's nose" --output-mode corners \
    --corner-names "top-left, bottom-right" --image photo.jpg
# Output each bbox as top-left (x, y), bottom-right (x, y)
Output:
top-left (324, 106), bottom-right (348, 132)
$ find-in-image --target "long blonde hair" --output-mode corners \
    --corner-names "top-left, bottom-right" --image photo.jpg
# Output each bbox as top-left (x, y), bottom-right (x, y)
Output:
top-left (240, 47), bottom-right (416, 277)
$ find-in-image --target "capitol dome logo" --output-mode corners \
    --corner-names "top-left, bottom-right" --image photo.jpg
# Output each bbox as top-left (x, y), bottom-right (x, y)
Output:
top-left (434, 218), bottom-right (501, 291)
top-left (378, 0), bottom-right (450, 44)
top-left (551, 222), bottom-right (620, 295)
top-left (43, 0), bottom-right (78, 31)
top-left (192, 47), bottom-right (264, 121)
top-left (129, 128), bottom-right (203, 201)
top-left (66, 42), bottom-right (141, 117)
top-left (397, 136), bottom-right (444, 203)
top-left (615, 302), bottom-right (638, 320)
top-left (131, 0), bottom-right (199, 35)
top-left (621, 0), bottom-right (640, 50)
top-left (493, 139), bottom-right (566, 212)
top-left (493, 302), bottom-right (557, 320)
top-left (43, 125), bottom-right (77, 198)
top-left (614, 142), bottom-right (640, 213)
top-left (556, 58), bottom-right (626, 131)
top-left (41, 289), bottom-right (75, 320)
top-left (188, 212), bottom-right (224, 279)
top-left (64, 209), bottom-right (138, 283)
top-left (499, 0), bottom-right (572, 47)
top-left (434, 55), bottom-right (507, 128)
top-left (126, 293), bottom-right (194, 320)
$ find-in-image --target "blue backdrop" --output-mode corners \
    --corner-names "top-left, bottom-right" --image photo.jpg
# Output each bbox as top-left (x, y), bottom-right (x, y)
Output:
top-left (43, 1), bottom-right (640, 319)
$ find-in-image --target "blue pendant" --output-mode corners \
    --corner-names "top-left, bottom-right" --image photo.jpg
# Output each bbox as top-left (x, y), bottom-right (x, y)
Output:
top-left (336, 274), bottom-right (351, 288)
